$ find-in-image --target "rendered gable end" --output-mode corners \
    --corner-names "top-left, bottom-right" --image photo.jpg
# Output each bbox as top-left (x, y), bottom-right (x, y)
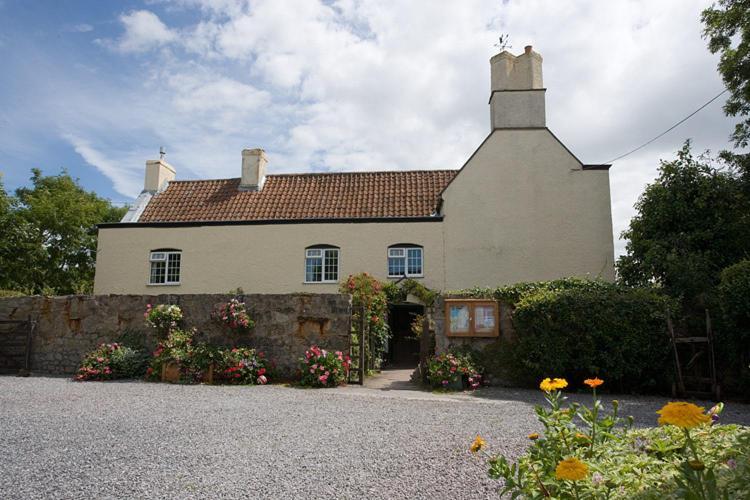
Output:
top-left (440, 128), bottom-right (615, 289)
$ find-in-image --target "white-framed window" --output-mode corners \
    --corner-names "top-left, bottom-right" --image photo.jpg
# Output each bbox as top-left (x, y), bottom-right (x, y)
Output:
top-left (388, 245), bottom-right (423, 277)
top-left (149, 250), bottom-right (181, 285)
top-left (305, 246), bottom-right (339, 283)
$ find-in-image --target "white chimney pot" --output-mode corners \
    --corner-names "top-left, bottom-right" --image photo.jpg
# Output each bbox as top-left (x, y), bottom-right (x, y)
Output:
top-left (240, 148), bottom-right (267, 191)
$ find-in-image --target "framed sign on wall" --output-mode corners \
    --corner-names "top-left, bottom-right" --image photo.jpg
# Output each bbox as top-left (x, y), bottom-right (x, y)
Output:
top-left (445, 299), bottom-right (499, 338)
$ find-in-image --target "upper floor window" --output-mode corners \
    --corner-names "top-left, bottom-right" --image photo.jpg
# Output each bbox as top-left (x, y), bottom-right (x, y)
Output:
top-left (388, 245), bottom-right (423, 278)
top-left (149, 249), bottom-right (181, 285)
top-left (305, 245), bottom-right (339, 283)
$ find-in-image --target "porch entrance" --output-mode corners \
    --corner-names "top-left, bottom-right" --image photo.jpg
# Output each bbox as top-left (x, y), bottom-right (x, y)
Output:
top-left (385, 303), bottom-right (423, 368)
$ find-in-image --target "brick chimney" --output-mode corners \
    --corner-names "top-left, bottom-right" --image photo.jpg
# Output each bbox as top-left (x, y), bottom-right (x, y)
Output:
top-left (489, 45), bottom-right (545, 129)
top-left (144, 159), bottom-right (176, 193)
top-left (240, 148), bottom-right (267, 191)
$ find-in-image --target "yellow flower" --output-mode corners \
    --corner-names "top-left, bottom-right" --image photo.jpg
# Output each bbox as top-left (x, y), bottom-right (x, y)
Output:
top-left (555, 457), bottom-right (588, 481)
top-left (470, 435), bottom-right (486, 453)
top-left (656, 402), bottom-right (711, 429)
top-left (528, 433), bottom-right (540, 440)
top-left (539, 377), bottom-right (569, 392)
top-left (584, 377), bottom-right (604, 388)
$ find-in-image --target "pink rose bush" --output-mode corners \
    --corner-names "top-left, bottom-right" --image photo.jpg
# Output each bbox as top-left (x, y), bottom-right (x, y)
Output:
top-left (427, 351), bottom-right (485, 391)
top-left (213, 298), bottom-right (254, 333)
top-left (299, 345), bottom-right (351, 387)
top-left (215, 347), bottom-right (271, 385)
top-left (74, 343), bottom-right (147, 381)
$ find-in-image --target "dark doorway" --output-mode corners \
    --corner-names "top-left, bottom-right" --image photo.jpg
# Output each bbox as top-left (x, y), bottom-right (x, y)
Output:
top-left (386, 303), bottom-right (424, 368)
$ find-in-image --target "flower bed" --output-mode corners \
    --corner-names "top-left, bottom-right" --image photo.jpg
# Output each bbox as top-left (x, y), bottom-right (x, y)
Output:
top-left (74, 343), bottom-right (147, 381)
top-left (214, 347), bottom-right (269, 385)
top-left (299, 345), bottom-right (351, 387)
top-left (426, 350), bottom-right (483, 390)
top-left (472, 377), bottom-right (750, 498)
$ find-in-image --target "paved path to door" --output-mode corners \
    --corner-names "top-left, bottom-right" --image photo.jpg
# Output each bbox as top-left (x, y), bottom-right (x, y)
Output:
top-left (2, 376), bottom-right (750, 499)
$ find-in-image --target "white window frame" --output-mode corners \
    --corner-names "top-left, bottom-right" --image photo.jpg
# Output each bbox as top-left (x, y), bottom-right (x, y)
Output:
top-left (148, 250), bottom-right (181, 286)
top-left (387, 246), bottom-right (423, 278)
top-left (304, 247), bottom-right (340, 284)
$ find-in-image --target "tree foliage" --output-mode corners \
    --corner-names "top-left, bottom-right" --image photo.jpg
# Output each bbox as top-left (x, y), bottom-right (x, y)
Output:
top-left (703, 0), bottom-right (750, 148)
top-left (0, 169), bottom-right (127, 295)
top-left (616, 142), bottom-right (750, 304)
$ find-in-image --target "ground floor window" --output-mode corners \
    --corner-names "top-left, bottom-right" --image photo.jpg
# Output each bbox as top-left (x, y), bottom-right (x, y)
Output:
top-left (388, 245), bottom-right (423, 277)
top-left (149, 250), bottom-right (181, 285)
top-left (305, 246), bottom-right (339, 283)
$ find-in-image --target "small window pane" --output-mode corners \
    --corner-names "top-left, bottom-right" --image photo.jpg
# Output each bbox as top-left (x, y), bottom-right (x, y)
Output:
top-left (388, 256), bottom-right (405, 277)
top-left (306, 256), bottom-right (322, 282)
top-left (407, 248), bottom-right (422, 275)
top-left (389, 248), bottom-right (405, 257)
top-left (167, 253), bottom-right (181, 283)
top-left (449, 304), bottom-right (470, 333)
top-left (150, 261), bottom-right (166, 284)
top-left (306, 249), bottom-right (322, 257)
top-left (323, 249), bottom-right (338, 281)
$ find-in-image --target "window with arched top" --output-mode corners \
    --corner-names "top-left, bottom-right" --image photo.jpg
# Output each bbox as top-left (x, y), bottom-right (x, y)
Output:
top-left (304, 245), bottom-right (340, 283)
top-left (387, 244), bottom-right (423, 278)
top-left (149, 248), bottom-right (181, 285)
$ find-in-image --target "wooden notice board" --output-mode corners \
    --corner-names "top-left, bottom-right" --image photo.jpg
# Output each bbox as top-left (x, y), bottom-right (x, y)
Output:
top-left (444, 299), bottom-right (499, 338)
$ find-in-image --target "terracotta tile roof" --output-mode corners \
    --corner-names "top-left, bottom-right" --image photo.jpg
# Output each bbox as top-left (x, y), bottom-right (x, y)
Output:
top-left (137, 170), bottom-right (458, 222)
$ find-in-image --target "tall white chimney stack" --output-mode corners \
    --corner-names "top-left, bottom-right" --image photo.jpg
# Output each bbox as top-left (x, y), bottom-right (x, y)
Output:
top-left (240, 148), bottom-right (267, 191)
top-left (489, 45), bottom-right (545, 129)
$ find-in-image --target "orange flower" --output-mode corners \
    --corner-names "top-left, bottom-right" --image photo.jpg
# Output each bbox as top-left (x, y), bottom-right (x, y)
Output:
top-left (584, 377), bottom-right (604, 389)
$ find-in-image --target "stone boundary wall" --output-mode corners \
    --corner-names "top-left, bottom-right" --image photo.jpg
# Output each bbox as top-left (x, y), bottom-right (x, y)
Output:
top-left (432, 295), bottom-right (515, 354)
top-left (0, 294), bottom-right (351, 376)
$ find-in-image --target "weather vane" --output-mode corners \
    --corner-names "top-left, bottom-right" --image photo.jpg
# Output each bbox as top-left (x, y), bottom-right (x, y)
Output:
top-left (495, 34), bottom-right (511, 51)
top-left (159, 146), bottom-right (166, 160)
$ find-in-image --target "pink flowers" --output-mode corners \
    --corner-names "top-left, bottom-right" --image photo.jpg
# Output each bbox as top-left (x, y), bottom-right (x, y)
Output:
top-left (213, 299), bottom-right (254, 333)
top-left (300, 344), bottom-right (350, 388)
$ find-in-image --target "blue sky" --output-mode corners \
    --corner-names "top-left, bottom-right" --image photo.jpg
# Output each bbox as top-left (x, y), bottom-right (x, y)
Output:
top-left (0, 0), bottom-right (738, 254)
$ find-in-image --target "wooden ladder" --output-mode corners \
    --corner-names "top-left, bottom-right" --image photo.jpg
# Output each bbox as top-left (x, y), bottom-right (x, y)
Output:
top-left (667, 309), bottom-right (720, 401)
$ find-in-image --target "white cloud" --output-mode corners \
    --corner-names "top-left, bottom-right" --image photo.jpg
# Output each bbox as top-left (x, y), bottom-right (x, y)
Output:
top-left (28, 0), bottom-right (735, 259)
top-left (115, 10), bottom-right (176, 53)
top-left (64, 134), bottom-right (142, 196)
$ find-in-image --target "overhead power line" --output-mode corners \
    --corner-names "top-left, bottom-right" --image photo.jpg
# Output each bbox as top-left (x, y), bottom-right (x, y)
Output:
top-left (604, 88), bottom-right (728, 165)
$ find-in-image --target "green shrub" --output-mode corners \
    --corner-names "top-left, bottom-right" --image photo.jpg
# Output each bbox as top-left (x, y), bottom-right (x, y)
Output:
top-left (451, 277), bottom-right (613, 306)
top-left (509, 285), bottom-right (674, 392)
top-left (716, 259), bottom-right (750, 397)
top-left (0, 289), bottom-right (26, 297)
top-left (75, 343), bottom-right (147, 381)
top-left (453, 278), bottom-right (675, 392)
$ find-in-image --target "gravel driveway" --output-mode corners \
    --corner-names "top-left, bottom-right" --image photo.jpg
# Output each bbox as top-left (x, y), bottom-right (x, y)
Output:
top-left (2, 376), bottom-right (749, 499)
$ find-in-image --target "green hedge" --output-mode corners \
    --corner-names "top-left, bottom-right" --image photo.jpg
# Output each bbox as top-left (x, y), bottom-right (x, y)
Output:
top-left (455, 278), bottom-right (675, 393)
top-left (716, 260), bottom-right (750, 397)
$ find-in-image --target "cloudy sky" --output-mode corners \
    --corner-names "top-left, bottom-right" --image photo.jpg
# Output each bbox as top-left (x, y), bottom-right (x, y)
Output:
top-left (0, 0), bottom-right (737, 256)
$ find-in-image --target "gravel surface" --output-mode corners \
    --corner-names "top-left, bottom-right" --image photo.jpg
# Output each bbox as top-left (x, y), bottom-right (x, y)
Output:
top-left (1, 376), bottom-right (749, 500)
